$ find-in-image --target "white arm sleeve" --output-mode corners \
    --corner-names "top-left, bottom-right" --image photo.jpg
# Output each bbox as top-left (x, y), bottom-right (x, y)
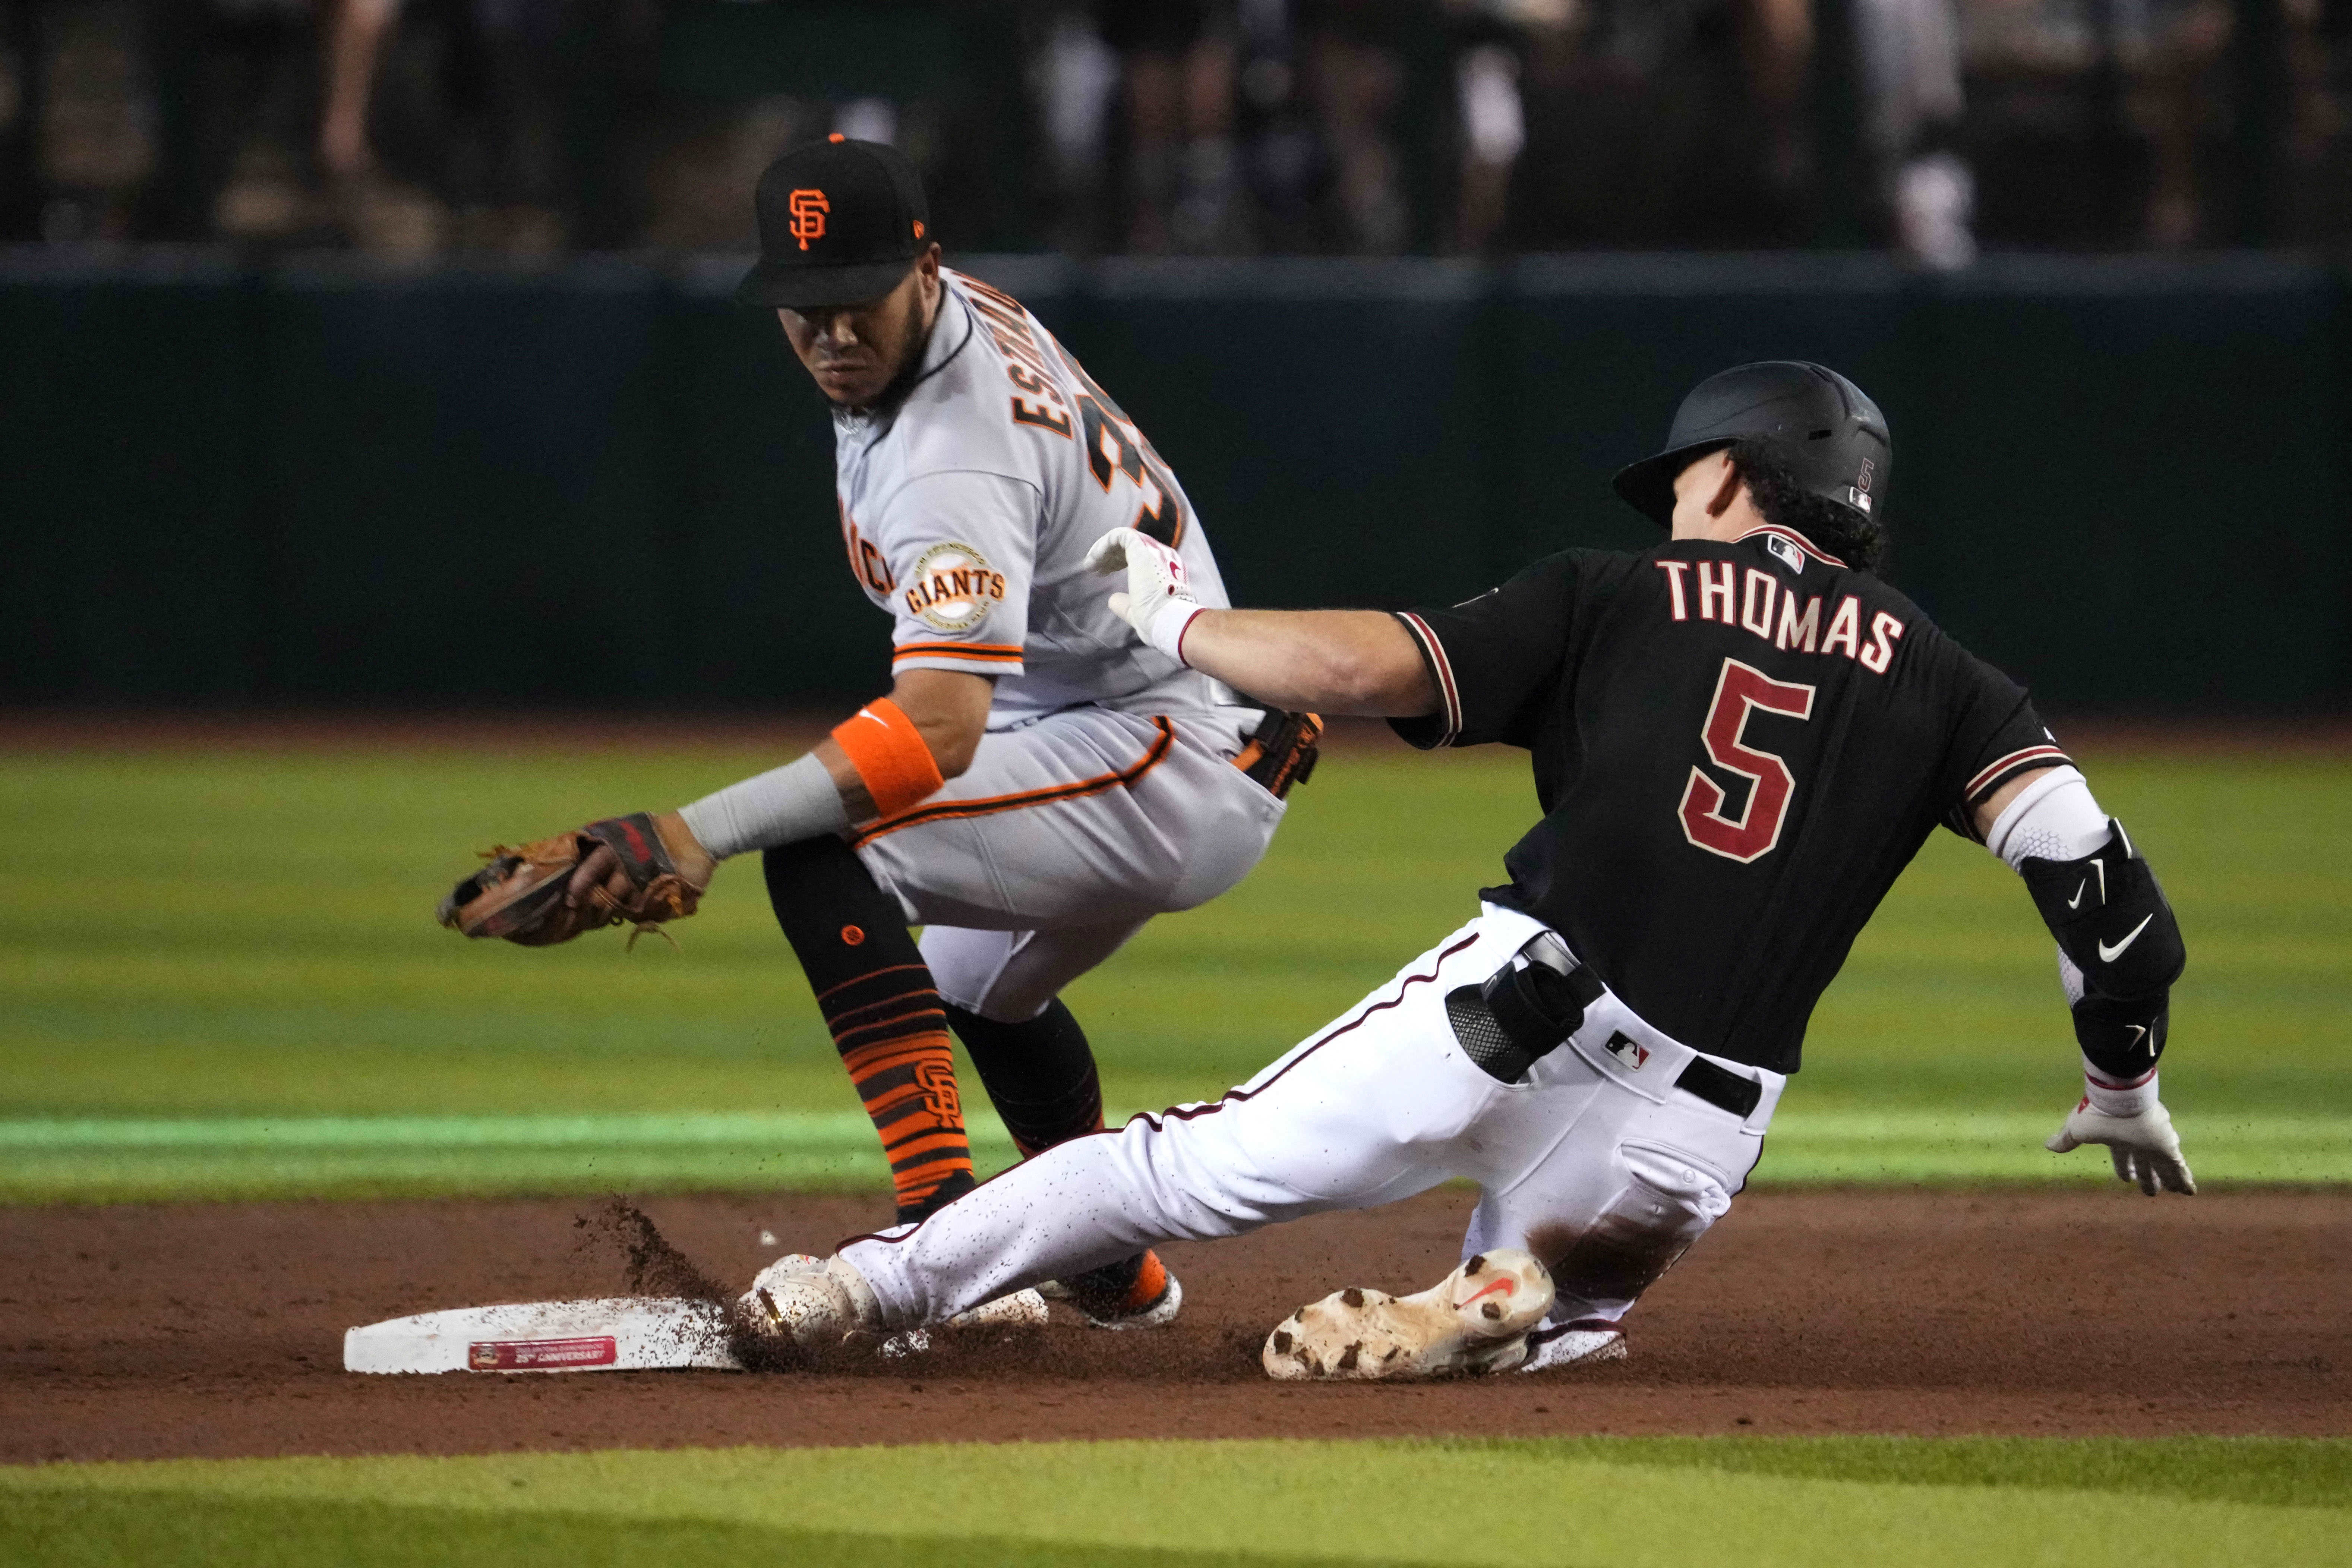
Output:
top-left (677, 751), bottom-right (849, 861)
top-left (1983, 765), bottom-right (2110, 870)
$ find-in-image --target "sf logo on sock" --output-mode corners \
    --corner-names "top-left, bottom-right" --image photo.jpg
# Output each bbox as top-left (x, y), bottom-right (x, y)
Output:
top-left (915, 1059), bottom-right (962, 1122)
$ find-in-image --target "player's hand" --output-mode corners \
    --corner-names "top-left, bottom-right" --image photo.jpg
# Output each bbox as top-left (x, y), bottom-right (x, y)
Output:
top-left (2045, 1099), bottom-right (2195, 1196)
top-left (441, 810), bottom-right (712, 947)
top-left (1085, 527), bottom-right (1198, 658)
top-left (565, 841), bottom-right (632, 913)
top-left (562, 811), bottom-right (712, 916)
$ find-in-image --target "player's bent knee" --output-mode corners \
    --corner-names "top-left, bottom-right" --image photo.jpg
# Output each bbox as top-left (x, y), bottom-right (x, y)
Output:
top-left (1535, 1142), bottom-right (1730, 1310)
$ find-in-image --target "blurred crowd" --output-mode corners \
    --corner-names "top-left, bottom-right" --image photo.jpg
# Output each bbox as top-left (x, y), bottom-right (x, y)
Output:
top-left (1, 0), bottom-right (2346, 263)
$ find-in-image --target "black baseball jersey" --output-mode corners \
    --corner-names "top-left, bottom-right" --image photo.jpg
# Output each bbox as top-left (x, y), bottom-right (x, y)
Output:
top-left (1390, 524), bottom-right (2068, 1073)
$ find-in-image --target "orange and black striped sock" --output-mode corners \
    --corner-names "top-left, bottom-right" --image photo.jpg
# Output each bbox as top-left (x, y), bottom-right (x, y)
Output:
top-left (822, 965), bottom-right (973, 1218)
top-left (764, 839), bottom-right (974, 1223)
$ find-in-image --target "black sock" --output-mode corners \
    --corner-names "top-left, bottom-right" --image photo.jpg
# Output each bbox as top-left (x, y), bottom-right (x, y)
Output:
top-left (945, 999), bottom-right (1106, 1157)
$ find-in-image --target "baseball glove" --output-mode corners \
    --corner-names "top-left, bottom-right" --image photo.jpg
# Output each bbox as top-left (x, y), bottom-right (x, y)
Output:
top-left (437, 811), bottom-right (714, 947)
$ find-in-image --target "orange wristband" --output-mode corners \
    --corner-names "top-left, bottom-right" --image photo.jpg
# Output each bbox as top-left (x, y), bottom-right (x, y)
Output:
top-left (831, 698), bottom-right (945, 818)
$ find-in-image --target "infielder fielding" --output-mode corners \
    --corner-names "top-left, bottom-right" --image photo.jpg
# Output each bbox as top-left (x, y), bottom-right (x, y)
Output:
top-left (742, 361), bottom-right (2193, 1378)
top-left (439, 136), bottom-right (1318, 1328)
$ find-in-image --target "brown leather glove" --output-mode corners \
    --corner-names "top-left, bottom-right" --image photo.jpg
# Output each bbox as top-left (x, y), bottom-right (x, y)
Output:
top-left (437, 811), bottom-right (714, 947)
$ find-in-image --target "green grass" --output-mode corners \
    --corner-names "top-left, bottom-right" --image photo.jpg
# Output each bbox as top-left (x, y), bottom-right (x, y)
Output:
top-left (4, 1438), bottom-right (2348, 1567)
top-left (1, 738), bottom-right (2345, 1200)
top-left (1, 1105), bottom-right (2345, 1202)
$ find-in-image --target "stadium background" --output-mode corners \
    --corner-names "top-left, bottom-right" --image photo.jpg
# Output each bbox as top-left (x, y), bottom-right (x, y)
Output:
top-left (2, 2), bottom-right (2348, 1564)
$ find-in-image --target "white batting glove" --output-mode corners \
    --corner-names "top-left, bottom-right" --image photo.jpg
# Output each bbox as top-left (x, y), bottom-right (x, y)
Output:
top-left (2046, 1099), bottom-right (2195, 1196)
top-left (1085, 526), bottom-right (1201, 662)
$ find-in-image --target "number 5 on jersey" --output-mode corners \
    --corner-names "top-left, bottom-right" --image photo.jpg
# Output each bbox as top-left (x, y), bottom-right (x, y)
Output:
top-left (1681, 657), bottom-right (1816, 863)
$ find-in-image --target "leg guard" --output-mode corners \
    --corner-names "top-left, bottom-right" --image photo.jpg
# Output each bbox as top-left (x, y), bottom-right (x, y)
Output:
top-left (764, 838), bottom-right (975, 1222)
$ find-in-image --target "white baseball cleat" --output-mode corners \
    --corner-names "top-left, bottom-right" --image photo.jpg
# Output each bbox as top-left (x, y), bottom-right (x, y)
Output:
top-left (1518, 1318), bottom-right (1628, 1372)
top-left (1260, 1248), bottom-right (1556, 1381)
top-left (738, 1253), bottom-right (881, 1349)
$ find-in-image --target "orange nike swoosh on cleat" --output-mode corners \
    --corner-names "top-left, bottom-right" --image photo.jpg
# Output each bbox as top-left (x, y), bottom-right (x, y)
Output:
top-left (1462, 1278), bottom-right (1516, 1307)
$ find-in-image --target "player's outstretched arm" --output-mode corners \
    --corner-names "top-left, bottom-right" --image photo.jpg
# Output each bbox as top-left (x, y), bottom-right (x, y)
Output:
top-left (1973, 767), bottom-right (2195, 1196)
top-left (1085, 527), bottom-right (1437, 716)
top-left (554, 668), bottom-right (993, 914)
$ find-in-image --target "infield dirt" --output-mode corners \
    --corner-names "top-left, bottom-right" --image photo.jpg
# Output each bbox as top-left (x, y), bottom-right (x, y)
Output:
top-left (7, 1186), bottom-right (2347, 1462)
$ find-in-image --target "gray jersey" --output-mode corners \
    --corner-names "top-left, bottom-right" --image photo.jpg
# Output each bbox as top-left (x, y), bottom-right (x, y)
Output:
top-left (830, 268), bottom-right (1234, 727)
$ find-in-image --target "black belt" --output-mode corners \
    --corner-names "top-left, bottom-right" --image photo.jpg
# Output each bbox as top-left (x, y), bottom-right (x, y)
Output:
top-left (1673, 1054), bottom-right (1762, 1119)
top-left (1447, 934), bottom-right (1765, 1119)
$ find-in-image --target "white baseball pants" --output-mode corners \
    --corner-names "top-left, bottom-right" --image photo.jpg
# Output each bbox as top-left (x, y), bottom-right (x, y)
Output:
top-left (852, 706), bottom-right (1287, 1022)
top-left (842, 903), bottom-right (1786, 1333)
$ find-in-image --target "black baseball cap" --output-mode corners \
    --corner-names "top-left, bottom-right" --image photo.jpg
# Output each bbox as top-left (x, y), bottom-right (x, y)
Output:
top-left (737, 136), bottom-right (932, 311)
top-left (1613, 362), bottom-right (1892, 527)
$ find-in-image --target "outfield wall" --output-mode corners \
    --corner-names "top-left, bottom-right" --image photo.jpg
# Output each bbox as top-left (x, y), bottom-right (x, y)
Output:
top-left (4, 250), bottom-right (2345, 710)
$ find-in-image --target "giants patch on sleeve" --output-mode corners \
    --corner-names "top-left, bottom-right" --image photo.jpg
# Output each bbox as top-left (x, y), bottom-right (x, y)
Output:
top-left (904, 542), bottom-right (1008, 634)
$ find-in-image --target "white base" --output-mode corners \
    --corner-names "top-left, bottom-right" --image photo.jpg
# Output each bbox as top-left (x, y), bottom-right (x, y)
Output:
top-left (344, 1296), bottom-right (742, 1374)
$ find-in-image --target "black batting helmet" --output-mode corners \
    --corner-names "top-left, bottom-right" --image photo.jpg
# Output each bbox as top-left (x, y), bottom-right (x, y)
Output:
top-left (1613, 362), bottom-right (1891, 529)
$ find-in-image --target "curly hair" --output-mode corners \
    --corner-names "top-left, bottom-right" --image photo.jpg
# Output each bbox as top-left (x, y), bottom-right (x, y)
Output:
top-left (1727, 439), bottom-right (1885, 572)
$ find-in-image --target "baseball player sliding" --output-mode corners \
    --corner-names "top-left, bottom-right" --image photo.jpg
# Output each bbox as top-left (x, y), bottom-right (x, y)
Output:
top-left (741, 362), bottom-right (2193, 1379)
top-left (439, 137), bottom-right (1319, 1329)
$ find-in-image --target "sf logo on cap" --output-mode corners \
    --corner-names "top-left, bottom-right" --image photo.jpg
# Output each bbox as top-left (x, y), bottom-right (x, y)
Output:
top-left (789, 188), bottom-right (829, 250)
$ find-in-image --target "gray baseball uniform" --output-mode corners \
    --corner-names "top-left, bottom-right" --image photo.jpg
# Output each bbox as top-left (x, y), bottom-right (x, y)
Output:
top-left (831, 268), bottom-right (1285, 1020)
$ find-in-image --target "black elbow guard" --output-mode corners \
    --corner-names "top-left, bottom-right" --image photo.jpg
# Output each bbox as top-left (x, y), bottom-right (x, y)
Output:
top-left (2019, 819), bottom-right (2187, 1001)
top-left (2071, 989), bottom-right (2169, 1078)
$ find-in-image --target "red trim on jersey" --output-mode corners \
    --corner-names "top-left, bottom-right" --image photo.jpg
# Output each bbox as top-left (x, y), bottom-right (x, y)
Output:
top-left (837, 930), bottom-right (1486, 1254)
top-left (892, 641), bottom-right (1025, 665)
top-left (1396, 612), bottom-right (1462, 745)
top-left (1171, 605), bottom-right (1204, 667)
top-left (1735, 525), bottom-right (1848, 570)
top-left (1964, 744), bottom-right (2070, 802)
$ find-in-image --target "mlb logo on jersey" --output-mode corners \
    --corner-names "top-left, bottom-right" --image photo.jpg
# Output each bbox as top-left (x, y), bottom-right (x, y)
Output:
top-left (905, 542), bottom-right (1007, 633)
top-left (1764, 534), bottom-right (1806, 574)
top-left (1605, 1032), bottom-right (1651, 1070)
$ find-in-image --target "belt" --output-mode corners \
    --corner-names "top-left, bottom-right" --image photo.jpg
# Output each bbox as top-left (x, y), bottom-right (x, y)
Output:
top-left (1452, 930), bottom-right (1766, 1119)
top-left (1672, 1054), bottom-right (1762, 1119)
